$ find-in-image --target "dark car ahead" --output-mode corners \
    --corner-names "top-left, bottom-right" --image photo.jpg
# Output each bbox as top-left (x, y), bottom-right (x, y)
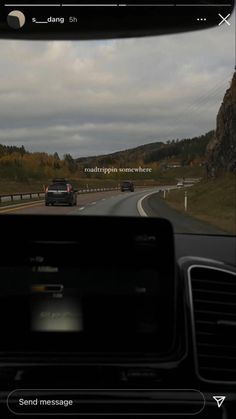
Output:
top-left (121, 181), bottom-right (134, 192)
top-left (45, 178), bottom-right (77, 206)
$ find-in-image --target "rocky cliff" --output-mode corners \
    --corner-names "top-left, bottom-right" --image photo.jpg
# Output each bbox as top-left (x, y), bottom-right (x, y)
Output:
top-left (207, 72), bottom-right (236, 174)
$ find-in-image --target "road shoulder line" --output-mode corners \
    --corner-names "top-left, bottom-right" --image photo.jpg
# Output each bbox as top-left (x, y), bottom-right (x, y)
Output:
top-left (0, 200), bottom-right (44, 213)
top-left (137, 191), bottom-right (158, 217)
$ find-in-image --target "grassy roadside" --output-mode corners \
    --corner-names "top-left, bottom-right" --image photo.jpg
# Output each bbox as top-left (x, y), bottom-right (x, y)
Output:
top-left (161, 173), bottom-right (236, 234)
top-left (0, 180), bottom-right (46, 195)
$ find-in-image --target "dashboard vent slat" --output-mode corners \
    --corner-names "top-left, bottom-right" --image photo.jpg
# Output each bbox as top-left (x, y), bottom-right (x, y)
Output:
top-left (189, 265), bottom-right (236, 383)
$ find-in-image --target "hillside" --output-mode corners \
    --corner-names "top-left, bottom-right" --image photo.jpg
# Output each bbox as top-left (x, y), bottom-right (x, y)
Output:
top-left (162, 173), bottom-right (236, 234)
top-left (77, 141), bottom-right (165, 167)
top-left (0, 130), bottom-right (213, 187)
top-left (0, 146), bottom-right (80, 182)
top-left (159, 72), bottom-right (236, 234)
top-left (76, 131), bottom-right (214, 170)
top-left (207, 72), bottom-right (236, 174)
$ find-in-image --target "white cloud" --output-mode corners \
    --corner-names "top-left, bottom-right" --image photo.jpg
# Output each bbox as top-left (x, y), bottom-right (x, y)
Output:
top-left (0, 15), bottom-right (234, 157)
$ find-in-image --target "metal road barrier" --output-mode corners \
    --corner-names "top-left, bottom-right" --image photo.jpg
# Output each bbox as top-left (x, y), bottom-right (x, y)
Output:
top-left (77, 187), bottom-right (119, 194)
top-left (0, 192), bottom-right (45, 204)
top-left (0, 187), bottom-right (119, 204)
top-left (0, 185), bottom-right (154, 205)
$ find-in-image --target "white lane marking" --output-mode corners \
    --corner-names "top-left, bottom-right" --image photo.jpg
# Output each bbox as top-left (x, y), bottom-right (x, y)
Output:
top-left (137, 191), bottom-right (160, 217)
top-left (79, 207), bottom-right (85, 211)
top-left (90, 201), bottom-right (97, 205)
top-left (102, 198), bottom-right (106, 201)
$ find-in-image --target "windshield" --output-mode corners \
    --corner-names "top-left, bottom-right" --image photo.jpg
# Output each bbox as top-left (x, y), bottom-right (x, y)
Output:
top-left (0, 13), bottom-right (235, 235)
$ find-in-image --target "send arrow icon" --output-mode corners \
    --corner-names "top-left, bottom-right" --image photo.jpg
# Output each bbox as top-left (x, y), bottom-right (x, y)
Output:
top-left (213, 396), bottom-right (226, 408)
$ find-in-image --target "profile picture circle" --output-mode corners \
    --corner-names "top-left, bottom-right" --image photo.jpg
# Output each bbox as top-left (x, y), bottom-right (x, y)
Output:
top-left (7, 10), bottom-right (26, 29)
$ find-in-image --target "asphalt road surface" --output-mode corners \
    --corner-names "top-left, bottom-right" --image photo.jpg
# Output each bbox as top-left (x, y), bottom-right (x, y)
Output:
top-left (0, 188), bottom-right (156, 216)
top-left (141, 191), bottom-right (226, 234)
top-left (0, 187), bottom-right (225, 234)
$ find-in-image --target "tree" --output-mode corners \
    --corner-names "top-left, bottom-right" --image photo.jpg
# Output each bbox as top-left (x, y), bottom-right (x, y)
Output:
top-left (53, 152), bottom-right (61, 169)
top-left (64, 153), bottom-right (77, 173)
top-left (53, 152), bottom-right (59, 160)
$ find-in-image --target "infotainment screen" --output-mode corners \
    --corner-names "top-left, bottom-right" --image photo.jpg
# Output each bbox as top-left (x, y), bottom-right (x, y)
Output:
top-left (0, 266), bottom-right (175, 355)
top-left (0, 216), bottom-right (176, 357)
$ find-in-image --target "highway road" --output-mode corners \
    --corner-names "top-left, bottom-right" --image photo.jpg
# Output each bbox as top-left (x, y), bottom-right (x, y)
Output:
top-left (0, 188), bottom-right (153, 216)
top-left (0, 187), bottom-right (225, 234)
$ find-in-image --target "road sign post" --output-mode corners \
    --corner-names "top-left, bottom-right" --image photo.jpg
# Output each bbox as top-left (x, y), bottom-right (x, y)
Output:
top-left (184, 191), bottom-right (188, 211)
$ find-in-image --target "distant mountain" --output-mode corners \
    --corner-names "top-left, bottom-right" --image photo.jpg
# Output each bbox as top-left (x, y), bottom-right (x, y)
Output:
top-left (207, 72), bottom-right (236, 174)
top-left (76, 141), bottom-right (166, 167)
top-left (76, 131), bottom-right (214, 168)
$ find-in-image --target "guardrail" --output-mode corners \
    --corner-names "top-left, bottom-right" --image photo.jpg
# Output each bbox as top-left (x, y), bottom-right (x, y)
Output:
top-left (77, 187), bottom-right (119, 194)
top-left (0, 185), bottom-right (154, 205)
top-left (176, 178), bottom-right (202, 184)
top-left (0, 192), bottom-right (45, 204)
top-left (0, 187), bottom-right (120, 204)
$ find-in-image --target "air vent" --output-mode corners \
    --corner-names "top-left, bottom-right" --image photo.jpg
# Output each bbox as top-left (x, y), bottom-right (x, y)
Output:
top-left (189, 265), bottom-right (236, 383)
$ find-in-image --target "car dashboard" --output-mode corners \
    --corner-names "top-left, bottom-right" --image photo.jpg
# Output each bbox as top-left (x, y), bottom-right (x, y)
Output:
top-left (0, 215), bottom-right (235, 418)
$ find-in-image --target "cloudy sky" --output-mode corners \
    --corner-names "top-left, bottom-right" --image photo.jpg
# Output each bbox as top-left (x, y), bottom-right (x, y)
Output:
top-left (0, 14), bottom-right (235, 158)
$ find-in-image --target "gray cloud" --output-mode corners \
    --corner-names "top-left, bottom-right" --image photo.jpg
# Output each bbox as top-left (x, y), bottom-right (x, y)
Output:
top-left (0, 14), bottom-right (234, 157)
